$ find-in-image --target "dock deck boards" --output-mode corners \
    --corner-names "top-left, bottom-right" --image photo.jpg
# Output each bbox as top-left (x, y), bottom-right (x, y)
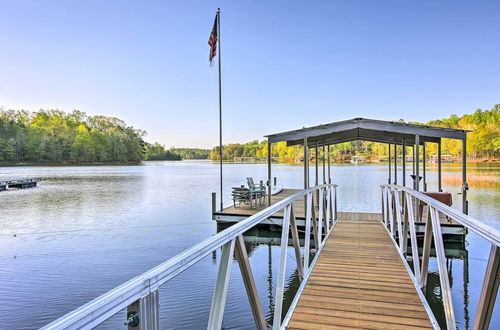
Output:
top-left (287, 214), bottom-right (434, 329)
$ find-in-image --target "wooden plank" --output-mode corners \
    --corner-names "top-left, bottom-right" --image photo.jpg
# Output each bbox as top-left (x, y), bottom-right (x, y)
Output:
top-left (287, 214), bottom-right (433, 329)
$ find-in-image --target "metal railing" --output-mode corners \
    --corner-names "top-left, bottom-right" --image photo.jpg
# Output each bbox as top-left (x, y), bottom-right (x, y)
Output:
top-left (42, 184), bottom-right (338, 330)
top-left (381, 184), bottom-right (500, 330)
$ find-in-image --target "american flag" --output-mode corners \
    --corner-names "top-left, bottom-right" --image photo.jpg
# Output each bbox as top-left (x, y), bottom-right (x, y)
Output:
top-left (208, 13), bottom-right (218, 66)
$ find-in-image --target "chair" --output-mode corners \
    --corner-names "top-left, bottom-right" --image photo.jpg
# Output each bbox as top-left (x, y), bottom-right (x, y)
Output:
top-left (232, 186), bottom-right (255, 209)
top-left (247, 177), bottom-right (266, 205)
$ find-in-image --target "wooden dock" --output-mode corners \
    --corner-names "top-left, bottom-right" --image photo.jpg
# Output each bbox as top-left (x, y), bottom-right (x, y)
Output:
top-left (0, 177), bottom-right (40, 191)
top-left (214, 188), bottom-right (465, 237)
top-left (287, 213), bottom-right (435, 329)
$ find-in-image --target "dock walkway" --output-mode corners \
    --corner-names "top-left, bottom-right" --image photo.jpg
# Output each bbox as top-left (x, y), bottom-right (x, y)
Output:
top-left (287, 213), bottom-right (434, 329)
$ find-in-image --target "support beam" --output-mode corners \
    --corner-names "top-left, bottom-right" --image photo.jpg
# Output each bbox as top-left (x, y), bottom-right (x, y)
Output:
top-left (273, 205), bottom-right (292, 330)
top-left (322, 145), bottom-right (326, 184)
top-left (402, 140), bottom-right (406, 186)
top-left (268, 139), bottom-right (272, 206)
top-left (473, 245), bottom-right (500, 330)
top-left (412, 145), bottom-right (415, 175)
top-left (315, 141), bottom-right (319, 187)
top-left (289, 206), bottom-right (304, 279)
top-left (304, 138), bottom-right (309, 218)
top-left (234, 235), bottom-right (266, 330)
top-left (462, 136), bottom-right (468, 214)
top-left (327, 145), bottom-right (331, 183)
top-left (423, 142), bottom-right (427, 192)
top-left (388, 144), bottom-right (391, 184)
top-left (438, 139), bottom-right (442, 192)
top-left (394, 142), bottom-right (397, 185)
top-left (415, 135), bottom-right (420, 192)
top-left (208, 240), bottom-right (236, 330)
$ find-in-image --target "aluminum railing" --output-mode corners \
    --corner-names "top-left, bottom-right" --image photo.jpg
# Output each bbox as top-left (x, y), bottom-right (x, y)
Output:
top-left (381, 184), bottom-right (500, 330)
top-left (42, 184), bottom-right (338, 330)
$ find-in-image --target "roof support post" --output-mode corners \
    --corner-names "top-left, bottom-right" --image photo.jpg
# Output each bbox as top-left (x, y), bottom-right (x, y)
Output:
top-left (415, 135), bottom-right (420, 192)
top-left (462, 136), bottom-right (468, 214)
top-left (438, 139), bottom-right (442, 192)
top-left (388, 144), bottom-right (391, 184)
top-left (402, 140), bottom-right (406, 186)
top-left (315, 141), bottom-right (319, 205)
top-left (267, 139), bottom-right (272, 206)
top-left (304, 138), bottom-right (309, 218)
top-left (394, 141), bottom-right (397, 185)
top-left (327, 145), bottom-right (331, 184)
top-left (423, 142), bottom-right (427, 192)
top-left (412, 145), bottom-right (415, 175)
top-left (322, 145), bottom-right (326, 184)
top-left (315, 141), bottom-right (319, 187)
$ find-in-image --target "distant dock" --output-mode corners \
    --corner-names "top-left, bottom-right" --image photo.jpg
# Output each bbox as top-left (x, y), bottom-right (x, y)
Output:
top-left (0, 178), bottom-right (40, 191)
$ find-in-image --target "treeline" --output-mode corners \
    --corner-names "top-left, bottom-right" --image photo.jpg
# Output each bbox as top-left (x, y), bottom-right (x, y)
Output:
top-left (0, 109), bottom-right (182, 164)
top-left (210, 105), bottom-right (499, 162)
top-left (171, 148), bottom-right (210, 159)
top-left (144, 143), bottom-right (181, 161)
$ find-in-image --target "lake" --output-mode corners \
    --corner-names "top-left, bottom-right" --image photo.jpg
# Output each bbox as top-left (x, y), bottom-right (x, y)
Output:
top-left (0, 161), bottom-right (498, 329)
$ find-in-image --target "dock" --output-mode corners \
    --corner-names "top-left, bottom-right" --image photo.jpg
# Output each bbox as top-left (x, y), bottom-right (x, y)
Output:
top-left (287, 213), bottom-right (434, 329)
top-left (214, 188), bottom-right (466, 238)
top-left (0, 177), bottom-right (40, 191)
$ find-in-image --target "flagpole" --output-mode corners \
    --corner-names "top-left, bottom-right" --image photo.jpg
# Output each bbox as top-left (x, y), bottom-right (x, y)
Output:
top-left (217, 8), bottom-right (223, 210)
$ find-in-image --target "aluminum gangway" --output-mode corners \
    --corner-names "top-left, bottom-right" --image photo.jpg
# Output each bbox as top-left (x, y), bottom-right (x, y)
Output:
top-left (42, 184), bottom-right (499, 330)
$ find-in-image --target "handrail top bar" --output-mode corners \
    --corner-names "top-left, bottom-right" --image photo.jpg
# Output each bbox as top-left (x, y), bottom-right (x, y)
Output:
top-left (42, 184), bottom-right (337, 329)
top-left (382, 184), bottom-right (500, 247)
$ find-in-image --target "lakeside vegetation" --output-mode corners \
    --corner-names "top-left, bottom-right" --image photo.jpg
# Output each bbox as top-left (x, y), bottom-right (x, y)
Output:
top-left (210, 105), bottom-right (499, 162)
top-left (0, 109), bottom-right (185, 164)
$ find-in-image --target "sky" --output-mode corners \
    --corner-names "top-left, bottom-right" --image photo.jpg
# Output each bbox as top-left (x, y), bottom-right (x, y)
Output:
top-left (0, 1), bottom-right (499, 148)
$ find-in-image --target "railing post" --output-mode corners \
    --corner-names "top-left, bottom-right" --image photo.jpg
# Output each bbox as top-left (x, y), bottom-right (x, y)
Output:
top-left (126, 290), bottom-right (160, 330)
top-left (273, 204), bottom-right (292, 330)
top-left (289, 205), bottom-right (304, 280)
top-left (334, 186), bottom-right (337, 221)
top-left (473, 245), bottom-right (500, 330)
top-left (394, 189), bottom-right (404, 251)
top-left (234, 235), bottom-right (267, 330)
top-left (402, 191), bottom-right (409, 253)
top-left (420, 205), bottom-right (433, 289)
top-left (430, 207), bottom-right (457, 329)
top-left (318, 188), bottom-right (324, 242)
top-left (208, 239), bottom-right (236, 330)
top-left (304, 192), bottom-right (313, 272)
top-left (326, 186), bottom-right (332, 231)
top-left (405, 192), bottom-right (421, 283)
top-left (388, 188), bottom-right (395, 236)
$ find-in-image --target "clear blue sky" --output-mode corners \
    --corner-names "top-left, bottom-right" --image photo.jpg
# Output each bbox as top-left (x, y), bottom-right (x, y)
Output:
top-left (1, 1), bottom-right (499, 148)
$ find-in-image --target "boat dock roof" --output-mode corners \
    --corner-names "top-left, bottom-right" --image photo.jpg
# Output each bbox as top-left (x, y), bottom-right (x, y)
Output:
top-left (266, 117), bottom-right (470, 146)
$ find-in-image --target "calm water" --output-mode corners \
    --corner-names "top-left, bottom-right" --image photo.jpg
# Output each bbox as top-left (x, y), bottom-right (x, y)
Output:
top-left (0, 161), bottom-right (498, 329)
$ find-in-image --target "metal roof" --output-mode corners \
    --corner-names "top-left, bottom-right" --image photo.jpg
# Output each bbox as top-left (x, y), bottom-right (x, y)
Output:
top-left (265, 118), bottom-right (469, 147)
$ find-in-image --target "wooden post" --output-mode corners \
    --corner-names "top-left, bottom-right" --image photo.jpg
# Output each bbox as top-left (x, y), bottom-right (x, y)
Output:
top-left (211, 192), bottom-right (216, 220)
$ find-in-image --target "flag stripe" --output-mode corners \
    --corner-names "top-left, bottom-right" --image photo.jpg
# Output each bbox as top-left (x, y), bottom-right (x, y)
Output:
top-left (208, 13), bottom-right (218, 65)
